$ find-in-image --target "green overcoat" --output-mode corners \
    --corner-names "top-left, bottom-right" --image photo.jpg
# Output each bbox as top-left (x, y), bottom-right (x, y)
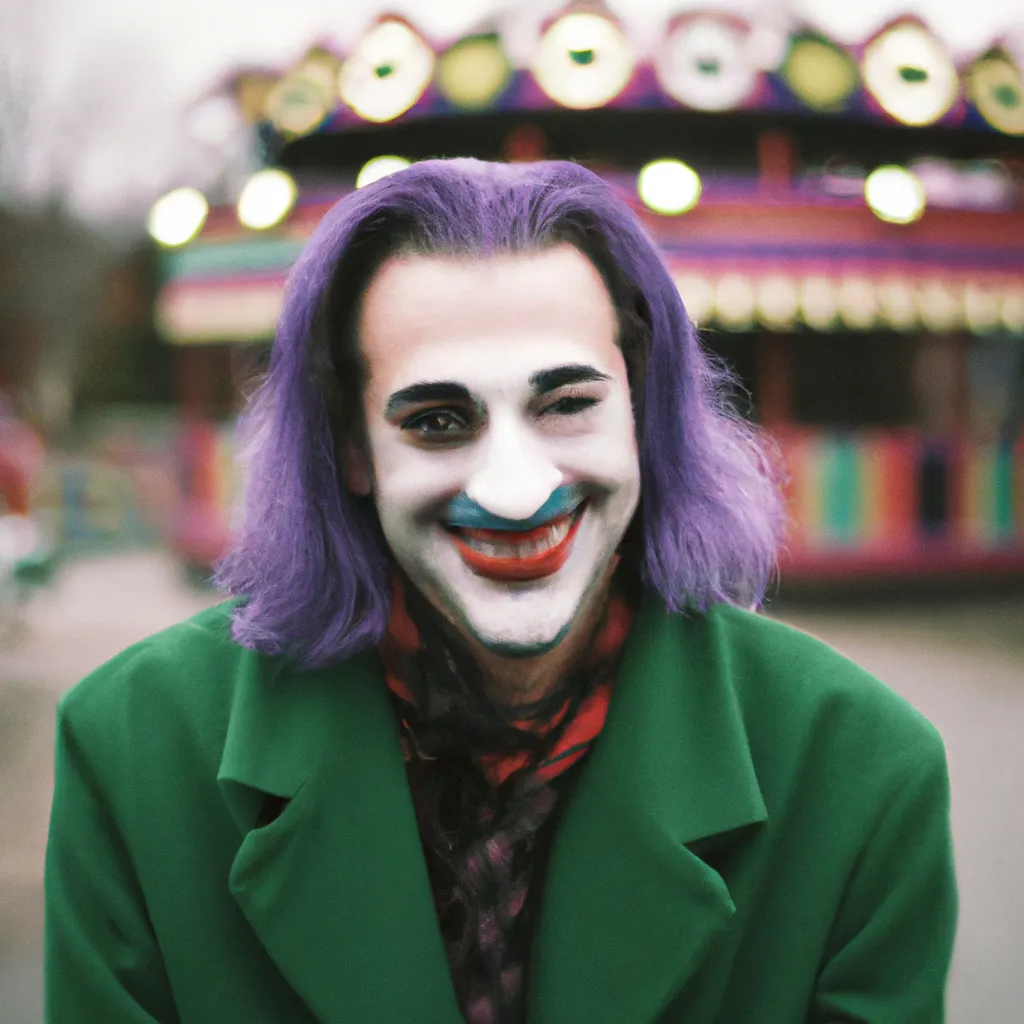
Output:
top-left (45, 595), bottom-right (956, 1023)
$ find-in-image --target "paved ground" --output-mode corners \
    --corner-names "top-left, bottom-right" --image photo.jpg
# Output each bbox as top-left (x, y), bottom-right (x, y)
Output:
top-left (1, 551), bottom-right (1021, 1022)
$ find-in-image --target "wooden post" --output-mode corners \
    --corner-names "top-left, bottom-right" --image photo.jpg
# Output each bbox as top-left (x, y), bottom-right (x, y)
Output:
top-left (756, 332), bottom-right (793, 429)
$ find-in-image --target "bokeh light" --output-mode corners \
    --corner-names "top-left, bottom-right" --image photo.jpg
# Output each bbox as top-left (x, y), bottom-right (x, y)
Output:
top-left (967, 50), bottom-right (1024, 136)
top-left (147, 187), bottom-right (209, 247)
top-left (338, 19), bottom-right (435, 123)
top-left (532, 12), bottom-right (635, 110)
top-left (237, 169), bottom-right (298, 230)
top-left (263, 51), bottom-right (340, 137)
top-left (861, 22), bottom-right (958, 126)
top-left (781, 34), bottom-right (859, 111)
top-left (637, 159), bottom-right (701, 215)
top-left (356, 155), bottom-right (412, 189)
top-left (656, 15), bottom-right (759, 112)
top-left (437, 35), bottom-right (511, 111)
top-left (864, 165), bottom-right (927, 224)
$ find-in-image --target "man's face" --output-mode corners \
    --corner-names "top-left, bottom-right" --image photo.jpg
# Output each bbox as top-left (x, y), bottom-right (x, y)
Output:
top-left (355, 244), bottom-right (641, 656)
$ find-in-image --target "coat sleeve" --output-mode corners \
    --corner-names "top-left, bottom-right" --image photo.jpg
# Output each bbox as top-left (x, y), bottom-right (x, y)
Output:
top-left (810, 728), bottom-right (957, 1024)
top-left (45, 696), bottom-right (179, 1023)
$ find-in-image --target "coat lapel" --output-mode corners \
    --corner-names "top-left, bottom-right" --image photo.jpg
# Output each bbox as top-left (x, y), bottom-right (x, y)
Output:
top-left (529, 595), bottom-right (767, 1023)
top-left (216, 646), bottom-right (462, 1023)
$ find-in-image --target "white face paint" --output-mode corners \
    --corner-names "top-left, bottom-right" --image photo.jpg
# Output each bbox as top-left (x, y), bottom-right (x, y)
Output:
top-left (355, 245), bottom-right (641, 656)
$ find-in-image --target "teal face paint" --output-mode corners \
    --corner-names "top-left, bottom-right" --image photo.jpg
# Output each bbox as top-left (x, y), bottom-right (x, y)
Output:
top-left (444, 483), bottom-right (588, 532)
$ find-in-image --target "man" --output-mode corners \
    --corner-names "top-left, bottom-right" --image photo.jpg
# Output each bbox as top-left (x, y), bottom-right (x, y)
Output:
top-left (45, 159), bottom-right (956, 1023)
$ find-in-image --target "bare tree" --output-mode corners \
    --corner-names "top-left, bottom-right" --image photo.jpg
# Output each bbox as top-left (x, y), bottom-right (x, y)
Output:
top-left (0, 2), bottom-right (249, 433)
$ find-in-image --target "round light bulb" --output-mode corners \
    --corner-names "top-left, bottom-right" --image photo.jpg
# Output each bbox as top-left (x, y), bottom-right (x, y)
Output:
top-left (532, 12), bottom-right (635, 110)
top-left (355, 155), bottom-right (411, 189)
top-left (237, 169), bottom-right (298, 230)
top-left (861, 22), bottom-right (958, 127)
top-left (147, 187), bottom-right (208, 247)
top-left (637, 160), bottom-right (702, 215)
top-left (339, 19), bottom-right (434, 123)
top-left (657, 15), bottom-right (759, 112)
top-left (864, 166), bottom-right (926, 224)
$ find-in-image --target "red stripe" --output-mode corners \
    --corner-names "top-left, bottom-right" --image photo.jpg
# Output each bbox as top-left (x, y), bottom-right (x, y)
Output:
top-left (382, 576), bottom-right (632, 786)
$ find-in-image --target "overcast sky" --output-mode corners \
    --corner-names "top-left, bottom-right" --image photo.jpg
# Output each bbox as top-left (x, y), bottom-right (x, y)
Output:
top-left (2, 0), bottom-right (1022, 227)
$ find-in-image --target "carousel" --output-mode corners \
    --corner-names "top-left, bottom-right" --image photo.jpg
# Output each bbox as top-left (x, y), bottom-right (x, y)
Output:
top-left (149, 7), bottom-right (1024, 585)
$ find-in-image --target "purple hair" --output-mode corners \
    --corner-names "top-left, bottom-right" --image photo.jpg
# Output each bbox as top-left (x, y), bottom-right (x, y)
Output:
top-left (216, 159), bottom-right (784, 667)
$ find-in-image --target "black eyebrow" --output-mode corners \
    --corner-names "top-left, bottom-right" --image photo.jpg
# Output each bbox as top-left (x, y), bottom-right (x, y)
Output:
top-left (384, 381), bottom-right (473, 419)
top-left (529, 364), bottom-right (611, 395)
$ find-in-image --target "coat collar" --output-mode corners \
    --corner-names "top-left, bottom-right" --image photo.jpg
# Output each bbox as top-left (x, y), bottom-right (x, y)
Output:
top-left (216, 593), bottom-right (766, 1024)
top-left (528, 594), bottom-right (767, 1022)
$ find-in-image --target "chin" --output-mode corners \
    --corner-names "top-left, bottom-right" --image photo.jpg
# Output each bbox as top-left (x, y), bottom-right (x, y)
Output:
top-left (463, 618), bottom-right (574, 659)
top-left (442, 559), bottom-right (606, 662)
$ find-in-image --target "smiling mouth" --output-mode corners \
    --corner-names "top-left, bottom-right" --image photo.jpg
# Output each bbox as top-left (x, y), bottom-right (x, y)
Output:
top-left (445, 504), bottom-right (586, 581)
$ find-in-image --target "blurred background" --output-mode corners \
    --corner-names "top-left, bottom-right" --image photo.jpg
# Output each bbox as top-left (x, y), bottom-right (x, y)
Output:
top-left (1, 0), bottom-right (1022, 1020)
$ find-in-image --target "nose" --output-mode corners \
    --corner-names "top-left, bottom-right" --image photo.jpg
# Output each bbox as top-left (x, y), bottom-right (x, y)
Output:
top-left (464, 415), bottom-right (563, 523)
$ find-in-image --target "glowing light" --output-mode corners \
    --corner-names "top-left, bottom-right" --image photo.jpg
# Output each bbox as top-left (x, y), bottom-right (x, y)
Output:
top-left (147, 188), bottom-right (208, 247)
top-left (837, 278), bottom-right (878, 329)
top-left (865, 165), bottom-right (927, 224)
top-left (437, 35), bottom-right (511, 111)
top-left (964, 282), bottom-right (1001, 333)
top-left (715, 274), bottom-right (756, 330)
top-left (877, 279), bottom-right (919, 330)
top-left (232, 73), bottom-right (277, 125)
top-left (356, 155), bottom-right (411, 189)
top-left (781, 34), bottom-right (859, 112)
top-left (757, 276), bottom-right (799, 329)
top-left (1002, 290), bottom-right (1024, 333)
top-left (656, 15), bottom-right (759, 112)
top-left (237, 169), bottom-right (298, 230)
top-left (339, 19), bottom-right (434, 123)
top-left (532, 13), bottom-right (635, 110)
top-left (264, 50), bottom-right (340, 137)
top-left (967, 50), bottom-right (1024, 136)
top-left (919, 281), bottom-right (962, 332)
top-left (799, 276), bottom-right (838, 330)
top-left (637, 160), bottom-right (701, 215)
top-left (861, 22), bottom-right (958, 126)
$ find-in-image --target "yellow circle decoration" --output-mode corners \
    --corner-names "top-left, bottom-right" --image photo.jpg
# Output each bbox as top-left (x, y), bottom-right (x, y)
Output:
top-left (237, 169), bottom-right (298, 231)
top-left (781, 34), bottom-right (859, 112)
top-left (967, 50), bottom-right (1024, 136)
top-left (799, 276), bottom-right (839, 331)
top-left (637, 160), bottom-right (701, 215)
top-left (918, 281), bottom-right (962, 333)
top-left (877, 279), bottom-right (919, 331)
top-left (656, 15), bottom-right (758, 111)
top-left (339, 19), bottom-right (435, 123)
top-left (532, 13), bottom-right (635, 110)
top-left (837, 277), bottom-right (878, 330)
top-left (864, 165), bottom-right (927, 225)
top-left (757, 276), bottom-right (799, 329)
top-left (861, 22), bottom-right (958, 126)
top-left (437, 35), bottom-right (511, 111)
top-left (355, 155), bottom-right (412, 189)
top-left (963, 282), bottom-right (1001, 334)
top-left (715, 274), bottom-right (756, 330)
top-left (1001, 290), bottom-right (1024, 333)
top-left (264, 49), bottom-right (340, 136)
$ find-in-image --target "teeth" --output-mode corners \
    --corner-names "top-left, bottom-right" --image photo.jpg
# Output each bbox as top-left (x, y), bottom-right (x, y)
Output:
top-left (461, 518), bottom-right (571, 559)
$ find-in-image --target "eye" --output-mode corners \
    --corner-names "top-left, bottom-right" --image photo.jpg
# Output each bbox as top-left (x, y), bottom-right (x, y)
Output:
top-left (401, 408), bottom-right (474, 440)
top-left (544, 395), bottom-right (599, 416)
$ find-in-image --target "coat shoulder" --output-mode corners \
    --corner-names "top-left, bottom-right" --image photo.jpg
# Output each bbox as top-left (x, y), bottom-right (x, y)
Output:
top-left (700, 603), bottom-right (946, 766)
top-left (57, 600), bottom-right (252, 744)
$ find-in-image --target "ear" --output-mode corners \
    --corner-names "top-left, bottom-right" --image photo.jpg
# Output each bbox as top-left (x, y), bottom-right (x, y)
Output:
top-left (344, 441), bottom-right (373, 496)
